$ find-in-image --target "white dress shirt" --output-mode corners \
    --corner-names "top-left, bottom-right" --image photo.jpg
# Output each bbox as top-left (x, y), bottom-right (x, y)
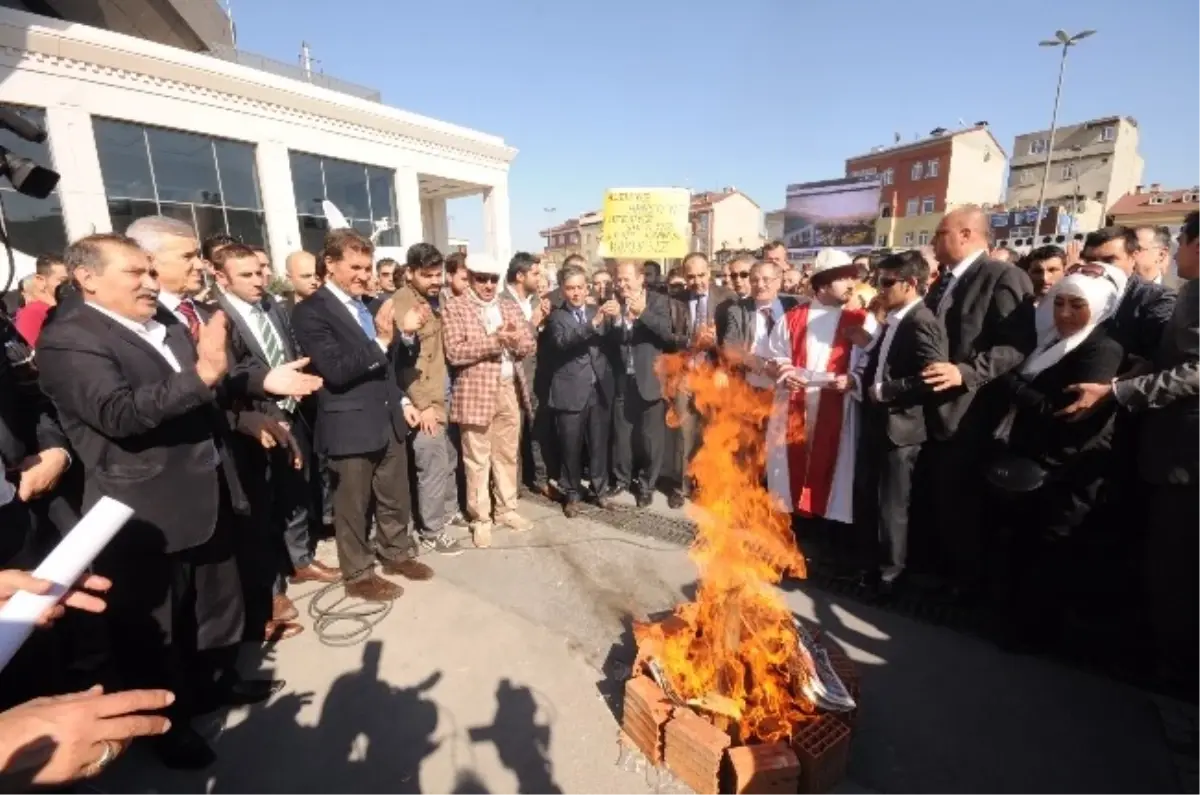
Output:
top-left (157, 290), bottom-right (194, 328)
top-left (870, 297), bottom-right (923, 400)
top-left (323, 281), bottom-right (388, 352)
top-left (221, 290), bottom-right (273, 356)
top-left (88, 302), bottom-right (181, 372)
top-left (504, 285), bottom-right (535, 322)
top-left (748, 298), bottom-right (785, 388)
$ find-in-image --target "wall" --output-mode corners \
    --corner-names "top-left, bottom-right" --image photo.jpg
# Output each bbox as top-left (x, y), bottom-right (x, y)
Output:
top-left (710, 192), bottom-right (763, 250)
top-left (846, 137), bottom-right (953, 221)
top-left (946, 128), bottom-right (1006, 208)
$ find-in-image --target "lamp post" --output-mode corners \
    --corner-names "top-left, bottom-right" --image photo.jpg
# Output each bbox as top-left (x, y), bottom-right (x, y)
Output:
top-left (1032, 29), bottom-right (1095, 246)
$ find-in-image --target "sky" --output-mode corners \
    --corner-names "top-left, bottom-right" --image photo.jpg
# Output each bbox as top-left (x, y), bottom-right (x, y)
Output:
top-left (233, 0), bottom-right (1199, 252)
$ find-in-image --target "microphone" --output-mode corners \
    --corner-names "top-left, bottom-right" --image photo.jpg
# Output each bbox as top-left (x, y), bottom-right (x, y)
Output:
top-left (0, 108), bottom-right (46, 143)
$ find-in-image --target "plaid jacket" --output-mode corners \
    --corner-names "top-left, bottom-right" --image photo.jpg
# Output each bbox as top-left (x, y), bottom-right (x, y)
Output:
top-left (443, 293), bottom-right (536, 427)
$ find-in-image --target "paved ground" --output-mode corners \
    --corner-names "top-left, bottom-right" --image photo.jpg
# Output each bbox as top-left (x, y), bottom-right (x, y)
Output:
top-left (98, 498), bottom-right (1184, 793)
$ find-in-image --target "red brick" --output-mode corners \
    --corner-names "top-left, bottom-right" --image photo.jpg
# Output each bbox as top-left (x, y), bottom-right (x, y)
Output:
top-left (792, 716), bottom-right (851, 794)
top-left (724, 742), bottom-right (802, 794)
top-left (663, 708), bottom-right (731, 795)
top-left (621, 676), bottom-right (672, 763)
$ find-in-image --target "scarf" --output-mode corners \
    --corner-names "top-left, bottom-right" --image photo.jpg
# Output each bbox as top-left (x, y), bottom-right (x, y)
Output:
top-left (467, 288), bottom-right (503, 334)
top-left (1020, 271), bottom-right (1121, 379)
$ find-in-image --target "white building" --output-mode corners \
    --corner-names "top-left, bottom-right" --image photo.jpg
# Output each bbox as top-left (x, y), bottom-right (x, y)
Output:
top-left (0, 1), bottom-right (515, 280)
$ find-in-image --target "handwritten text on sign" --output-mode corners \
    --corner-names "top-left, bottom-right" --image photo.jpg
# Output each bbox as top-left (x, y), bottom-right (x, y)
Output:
top-left (601, 188), bottom-right (690, 259)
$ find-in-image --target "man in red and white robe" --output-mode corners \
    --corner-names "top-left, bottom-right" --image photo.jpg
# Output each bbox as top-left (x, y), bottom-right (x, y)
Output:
top-left (760, 250), bottom-right (875, 524)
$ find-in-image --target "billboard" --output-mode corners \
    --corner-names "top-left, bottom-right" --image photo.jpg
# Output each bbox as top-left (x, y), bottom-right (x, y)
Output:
top-left (783, 176), bottom-right (882, 254)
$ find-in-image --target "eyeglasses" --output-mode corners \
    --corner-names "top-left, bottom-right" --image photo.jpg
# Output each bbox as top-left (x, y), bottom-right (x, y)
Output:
top-left (471, 273), bottom-right (500, 284)
top-left (730, 271), bottom-right (751, 279)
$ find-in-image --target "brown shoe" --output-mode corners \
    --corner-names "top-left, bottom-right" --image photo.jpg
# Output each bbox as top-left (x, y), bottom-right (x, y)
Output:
top-left (264, 620), bottom-right (304, 641)
top-left (289, 562), bottom-right (340, 585)
top-left (563, 500), bottom-right (582, 518)
top-left (380, 558), bottom-right (434, 581)
top-left (272, 594), bottom-right (299, 622)
top-left (344, 574), bottom-right (404, 601)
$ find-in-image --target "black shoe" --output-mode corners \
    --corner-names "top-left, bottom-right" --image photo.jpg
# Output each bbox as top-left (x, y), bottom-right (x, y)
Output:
top-left (152, 724), bottom-right (216, 770)
top-left (600, 484), bottom-right (628, 500)
top-left (635, 491), bottom-right (653, 509)
top-left (200, 673), bottom-right (285, 712)
top-left (667, 492), bottom-right (685, 509)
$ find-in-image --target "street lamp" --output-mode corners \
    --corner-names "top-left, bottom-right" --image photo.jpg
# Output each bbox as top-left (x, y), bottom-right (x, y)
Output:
top-left (1032, 28), bottom-right (1095, 245)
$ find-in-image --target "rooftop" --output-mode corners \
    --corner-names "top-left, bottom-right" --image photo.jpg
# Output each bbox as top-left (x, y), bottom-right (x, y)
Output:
top-left (847, 123), bottom-right (1007, 162)
top-left (1109, 186), bottom-right (1200, 216)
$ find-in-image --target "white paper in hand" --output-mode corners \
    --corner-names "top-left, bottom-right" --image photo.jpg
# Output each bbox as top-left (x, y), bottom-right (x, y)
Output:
top-left (0, 497), bottom-right (133, 673)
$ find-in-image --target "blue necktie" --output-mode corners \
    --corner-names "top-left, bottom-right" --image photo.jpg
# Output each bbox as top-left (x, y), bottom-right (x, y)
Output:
top-left (351, 299), bottom-right (375, 340)
top-left (575, 308), bottom-right (586, 325)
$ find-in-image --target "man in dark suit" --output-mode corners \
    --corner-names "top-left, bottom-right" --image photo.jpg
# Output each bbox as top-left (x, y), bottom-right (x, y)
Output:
top-left (722, 260), bottom-right (799, 375)
top-left (853, 251), bottom-right (947, 594)
top-left (671, 252), bottom-right (737, 507)
top-left (501, 252), bottom-right (555, 497)
top-left (543, 264), bottom-right (616, 517)
top-left (1062, 211), bottom-right (1199, 697)
top-left (211, 244), bottom-right (339, 640)
top-left (290, 229), bottom-right (433, 601)
top-left (920, 205), bottom-right (1035, 601)
top-left (35, 234), bottom-right (301, 768)
top-left (607, 260), bottom-right (679, 507)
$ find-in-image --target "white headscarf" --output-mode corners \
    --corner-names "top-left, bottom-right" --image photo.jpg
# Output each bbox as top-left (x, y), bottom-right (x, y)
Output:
top-left (1021, 268), bottom-right (1122, 378)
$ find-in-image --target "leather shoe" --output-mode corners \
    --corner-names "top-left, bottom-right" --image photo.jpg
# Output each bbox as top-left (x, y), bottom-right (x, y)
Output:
top-left (380, 558), bottom-right (434, 581)
top-left (290, 561), bottom-right (340, 584)
top-left (152, 724), bottom-right (216, 770)
top-left (667, 492), bottom-right (685, 510)
top-left (563, 500), bottom-right (582, 518)
top-left (345, 574), bottom-right (404, 601)
top-left (265, 619), bottom-right (304, 641)
top-left (272, 593), bottom-right (299, 622)
top-left (635, 492), bottom-right (653, 508)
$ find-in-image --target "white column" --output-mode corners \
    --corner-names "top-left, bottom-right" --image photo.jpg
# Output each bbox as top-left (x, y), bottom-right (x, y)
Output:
top-left (43, 104), bottom-right (111, 239)
top-left (394, 167), bottom-right (423, 249)
top-left (255, 140), bottom-right (299, 273)
top-left (427, 196), bottom-right (449, 251)
top-left (482, 179), bottom-right (512, 265)
top-left (420, 198), bottom-right (435, 244)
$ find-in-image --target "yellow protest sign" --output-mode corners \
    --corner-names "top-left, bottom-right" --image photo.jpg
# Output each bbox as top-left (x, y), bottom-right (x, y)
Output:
top-left (601, 188), bottom-right (690, 260)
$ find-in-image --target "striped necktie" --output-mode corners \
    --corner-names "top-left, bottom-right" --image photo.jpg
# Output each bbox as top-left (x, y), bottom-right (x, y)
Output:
top-left (252, 305), bottom-right (296, 414)
top-left (177, 298), bottom-right (201, 342)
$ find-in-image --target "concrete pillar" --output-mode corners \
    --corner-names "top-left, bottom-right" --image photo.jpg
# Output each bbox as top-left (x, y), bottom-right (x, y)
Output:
top-left (420, 198), bottom-right (435, 244)
top-left (394, 167), bottom-right (423, 249)
top-left (43, 104), bottom-right (111, 239)
top-left (427, 196), bottom-right (449, 251)
top-left (254, 140), bottom-right (299, 273)
top-left (482, 179), bottom-right (512, 265)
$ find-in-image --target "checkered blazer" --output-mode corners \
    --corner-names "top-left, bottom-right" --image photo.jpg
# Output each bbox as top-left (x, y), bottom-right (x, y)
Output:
top-left (442, 293), bottom-right (536, 427)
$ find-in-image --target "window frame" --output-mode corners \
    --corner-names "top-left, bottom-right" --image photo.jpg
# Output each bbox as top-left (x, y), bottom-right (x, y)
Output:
top-left (905, 198), bottom-right (919, 216)
top-left (910, 161), bottom-right (924, 181)
top-left (926, 159), bottom-right (940, 178)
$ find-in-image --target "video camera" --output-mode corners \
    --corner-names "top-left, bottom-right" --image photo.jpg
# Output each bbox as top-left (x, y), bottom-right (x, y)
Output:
top-left (0, 107), bottom-right (59, 199)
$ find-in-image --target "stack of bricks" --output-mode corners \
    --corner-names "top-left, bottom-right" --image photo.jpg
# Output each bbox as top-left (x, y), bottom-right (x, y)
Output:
top-left (723, 742), bottom-right (801, 794)
top-left (791, 715), bottom-right (852, 794)
top-left (663, 706), bottom-right (732, 795)
top-left (822, 642), bottom-right (861, 728)
top-left (621, 675), bottom-right (673, 764)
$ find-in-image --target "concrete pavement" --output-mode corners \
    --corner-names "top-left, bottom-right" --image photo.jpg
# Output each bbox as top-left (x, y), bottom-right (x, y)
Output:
top-left (99, 498), bottom-right (1180, 793)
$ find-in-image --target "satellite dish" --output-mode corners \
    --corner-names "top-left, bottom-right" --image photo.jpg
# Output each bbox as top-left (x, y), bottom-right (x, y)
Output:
top-left (322, 200), bottom-right (350, 229)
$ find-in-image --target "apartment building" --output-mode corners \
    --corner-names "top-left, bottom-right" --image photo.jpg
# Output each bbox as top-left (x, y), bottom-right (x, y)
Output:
top-left (1006, 116), bottom-right (1143, 238)
top-left (688, 188), bottom-right (764, 257)
top-left (540, 217), bottom-right (581, 264)
top-left (845, 124), bottom-right (1007, 249)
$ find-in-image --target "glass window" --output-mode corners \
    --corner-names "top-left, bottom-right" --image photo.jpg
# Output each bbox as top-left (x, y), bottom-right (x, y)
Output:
top-left (910, 161), bottom-right (924, 180)
top-left (882, 167), bottom-right (894, 186)
top-left (903, 232), bottom-right (914, 246)
top-left (905, 198), bottom-right (919, 216)
top-left (1061, 164), bottom-right (1076, 180)
top-left (1029, 138), bottom-right (1047, 155)
top-left (93, 119), bottom-right (266, 249)
top-left (146, 127), bottom-right (221, 204)
top-left (921, 197), bottom-right (935, 214)
top-left (927, 159), bottom-right (939, 178)
top-left (289, 152), bottom-right (399, 253)
top-left (918, 230), bottom-right (931, 245)
top-left (0, 105), bottom-right (67, 262)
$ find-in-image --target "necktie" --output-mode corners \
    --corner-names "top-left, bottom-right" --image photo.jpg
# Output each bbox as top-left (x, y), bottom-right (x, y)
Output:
top-left (926, 272), bottom-right (955, 312)
top-left (177, 299), bottom-right (201, 342)
top-left (351, 299), bottom-right (375, 340)
top-left (575, 308), bottom-right (586, 325)
top-left (694, 295), bottom-right (708, 333)
top-left (253, 306), bottom-right (296, 414)
top-left (759, 306), bottom-right (775, 335)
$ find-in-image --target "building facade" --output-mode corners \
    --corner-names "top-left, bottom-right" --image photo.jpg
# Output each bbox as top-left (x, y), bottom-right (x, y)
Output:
top-left (1107, 185), bottom-right (1200, 238)
top-left (844, 124), bottom-right (1007, 249)
top-left (688, 189), bottom-right (763, 256)
top-left (1006, 116), bottom-right (1143, 238)
top-left (0, 3), bottom-right (515, 280)
top-left (539, 218), bottom-right (580, 264)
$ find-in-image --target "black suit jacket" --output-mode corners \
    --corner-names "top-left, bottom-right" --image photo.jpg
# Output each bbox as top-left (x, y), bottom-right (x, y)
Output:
top-left (860, 303), bottom-right (948, 447)
top-left (723, 296), bottom-right (800, 351)
top-left (290, 284), bottom-right (406, 457)
top-left (682, 285), bottom-right (737, 348)
top-left (1105, 273), bottom-right (1176, 367)
top-left (544, 304), bottom-right (614, 412)
top-left (214, 292), bottom-right (301, 422)
top-left (35, 304), bottom-right (251, 554)
top-left (607, 290), bottom-right (678, 402)
top-left (927, 255), bottom-right (1035, 441)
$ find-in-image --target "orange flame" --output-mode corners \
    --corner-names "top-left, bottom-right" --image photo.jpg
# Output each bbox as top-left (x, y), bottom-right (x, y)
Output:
top-left (635, 352), bottom-right (817, 745)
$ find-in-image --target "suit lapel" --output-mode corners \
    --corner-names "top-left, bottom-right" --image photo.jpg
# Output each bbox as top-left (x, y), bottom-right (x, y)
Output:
top-left (320, 286), bottom-right (373, 346)
top-left (267, 305), bottom-right (298, 360)
top-left (163, 318), bottom-right (197, 368)
top-left (88, 308), bottom-right (176, 376)
top-left (217, 295), bottom-right (270, 365)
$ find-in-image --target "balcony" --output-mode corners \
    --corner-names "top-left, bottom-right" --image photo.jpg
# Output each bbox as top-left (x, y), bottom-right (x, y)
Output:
top-left (205, 44), bottom-right (381, 102)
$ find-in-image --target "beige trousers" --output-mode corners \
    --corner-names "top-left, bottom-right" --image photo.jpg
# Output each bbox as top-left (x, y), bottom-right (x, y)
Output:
top-left (460, 379), bottom-right (522, 523)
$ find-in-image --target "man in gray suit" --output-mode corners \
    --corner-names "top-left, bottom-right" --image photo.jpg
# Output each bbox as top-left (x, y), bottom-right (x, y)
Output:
top-left (1062, 210), bottom-right (1198, 697)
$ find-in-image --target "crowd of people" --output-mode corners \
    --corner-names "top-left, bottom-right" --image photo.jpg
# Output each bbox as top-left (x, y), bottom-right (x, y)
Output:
top-left (0, 202), bottom-right (1194, 784)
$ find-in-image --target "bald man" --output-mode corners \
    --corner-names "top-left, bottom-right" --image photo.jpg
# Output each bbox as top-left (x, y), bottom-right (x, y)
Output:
top-left (921, 205), bottom-right (1034, 603)
top-left (285, 251), bottom-right (321, 301)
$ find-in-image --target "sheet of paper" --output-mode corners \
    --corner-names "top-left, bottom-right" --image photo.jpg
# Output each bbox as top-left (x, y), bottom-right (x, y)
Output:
top-left (0, 497), bottom-right (133, 673)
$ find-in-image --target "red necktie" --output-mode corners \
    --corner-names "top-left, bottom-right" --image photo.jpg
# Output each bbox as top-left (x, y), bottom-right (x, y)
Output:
top-left (177, 299), bottom-right (201, 342)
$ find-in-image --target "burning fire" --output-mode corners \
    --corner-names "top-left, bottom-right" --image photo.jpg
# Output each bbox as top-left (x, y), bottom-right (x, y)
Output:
top-left (635, 353), bottom-right (817, 746)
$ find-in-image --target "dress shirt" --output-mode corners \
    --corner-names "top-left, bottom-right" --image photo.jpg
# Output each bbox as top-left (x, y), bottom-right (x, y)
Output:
top-left (689, 292), bottom-right (710, 331)
top-left (222, 290), bottom-right (273, 356)
top-left (748, 298), bottom-right (785, 389)
top-left (933, 248), bottom-right (985, 313)
top-left (88, 302), bottom-right (181, 372)
top-left (870, 297), bottom-right (922, 400)
top-left (157, 290), bottom-right (199, 329)
top-left (504, 285), bottom-right (535, 322)
top-left (324, 281), bottom-right (388, 352)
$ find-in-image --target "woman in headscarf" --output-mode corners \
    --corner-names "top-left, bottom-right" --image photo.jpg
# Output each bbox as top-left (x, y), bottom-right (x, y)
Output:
top-left (986, 269), bottom-right (1126, 650)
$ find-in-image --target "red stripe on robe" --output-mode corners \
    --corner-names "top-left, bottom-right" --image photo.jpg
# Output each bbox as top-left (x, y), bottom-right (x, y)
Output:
top-left (784, 303), bottom-right (866, 517)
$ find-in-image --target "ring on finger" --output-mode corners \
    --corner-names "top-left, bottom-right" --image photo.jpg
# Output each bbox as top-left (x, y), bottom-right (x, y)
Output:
top-left (85, 739), bottom-right (118, 777)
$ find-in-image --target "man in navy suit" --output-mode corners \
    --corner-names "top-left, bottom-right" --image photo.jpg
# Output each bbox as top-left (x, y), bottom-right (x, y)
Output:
top-left (290, 229), bottom-right (433, 602)
top-left (543, 264), bottom-right (617, 516)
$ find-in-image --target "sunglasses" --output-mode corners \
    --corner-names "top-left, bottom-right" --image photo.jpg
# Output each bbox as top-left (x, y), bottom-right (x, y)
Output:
top-left (471, 273), bottom-right (500, 284)
top-left (730, 271), bottom-right (751, 279)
